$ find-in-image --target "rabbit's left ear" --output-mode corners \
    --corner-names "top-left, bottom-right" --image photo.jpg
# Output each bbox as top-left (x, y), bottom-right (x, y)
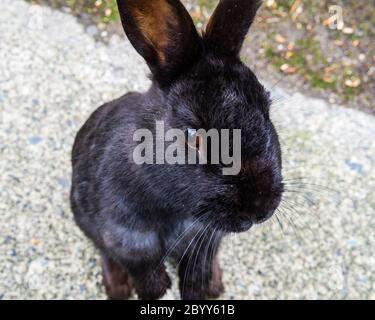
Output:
top-left (204, 0), bottom-right (262, 57)
top-left (117, 0), bottom-right (201, 86)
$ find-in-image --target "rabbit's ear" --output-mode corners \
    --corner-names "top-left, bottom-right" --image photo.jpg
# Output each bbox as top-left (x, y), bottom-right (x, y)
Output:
top-left (117, 0), bottom-right (201, 85)
top-left (204, 0), bottom-right (262, 57)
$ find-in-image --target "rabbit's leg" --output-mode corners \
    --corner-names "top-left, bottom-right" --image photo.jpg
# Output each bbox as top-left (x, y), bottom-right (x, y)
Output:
top-left (126, 261), bottom-right (172, 300)
top-left (178, 233), bottom-right (222, 300)
top-left (207, 255), bottom-right (224, 298)
top-left (101, 224), bottom-right (171, 300)
top-left (103, 251), bottom-right (171, 300)
top-left (101, 255), bottom-right (133, 300)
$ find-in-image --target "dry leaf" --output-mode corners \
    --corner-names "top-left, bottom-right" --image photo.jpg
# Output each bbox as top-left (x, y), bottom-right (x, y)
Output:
top-left (352, 40), bottom-right (360, 47)
top-left (280, 64), bottom-right (289, 71)
top-left (290, 0), bottom-right (302, 13)
top-left (334, 40), bottom-right (344, 46)
top-left (286, 51), bottom-right (294, 59)
top-left (275, 34), bottom-right (286, 43)
top-left (345, 78), bottom-right (361, 88)
top-left (323, 75), bottom-right (335, 83)
top-left (322, 16), bottom-right (336, 27)
top-left (323, 65), bottom-right (337, 83)
top-left (292, 5), bottom-right (303, 20)
top-left (280, 64), bottom-right (296, 74)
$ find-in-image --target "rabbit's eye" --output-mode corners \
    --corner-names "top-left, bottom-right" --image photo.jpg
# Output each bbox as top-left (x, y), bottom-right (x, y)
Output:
top-left (186, 129), bottom-right (201, 151)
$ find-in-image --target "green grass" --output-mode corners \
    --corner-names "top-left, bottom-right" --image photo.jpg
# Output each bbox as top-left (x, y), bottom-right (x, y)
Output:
top-left (263, 37), bottom-right (340, 91)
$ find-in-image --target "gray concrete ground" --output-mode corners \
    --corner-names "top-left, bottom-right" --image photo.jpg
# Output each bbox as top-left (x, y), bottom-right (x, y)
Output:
top-left (0, 0), bottom-right (374, 300)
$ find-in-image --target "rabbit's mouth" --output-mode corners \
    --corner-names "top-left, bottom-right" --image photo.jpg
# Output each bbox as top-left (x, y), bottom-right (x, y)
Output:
top-left (218, 216), bottom-right (254, 233)
top-left (218, 209), bottom-right (276, 233)
top-left (235, 218), bottom-right (254, 232)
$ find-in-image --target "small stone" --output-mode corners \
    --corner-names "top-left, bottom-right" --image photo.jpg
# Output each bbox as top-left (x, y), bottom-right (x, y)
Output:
top-left (29, 136), bottom-right (43, 145)
top-left (57, 177), bottom-right (70, 189)
top-left (343, 27), bottom-right (354, 34)
top-left (30, 239), bottom-right (40, 246)
top-left (86, 25), bottom-right (98, 37)
top-left (346, 239), bottom-right (359, 248)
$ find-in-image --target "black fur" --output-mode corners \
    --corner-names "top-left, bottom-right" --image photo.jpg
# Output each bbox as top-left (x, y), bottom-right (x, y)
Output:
top-left (71, 0), bottom-right (283, 300)
top-left (205, 0), bottom-right (262, 56)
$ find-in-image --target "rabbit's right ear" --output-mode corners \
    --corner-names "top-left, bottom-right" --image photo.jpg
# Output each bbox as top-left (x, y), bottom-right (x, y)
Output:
top-left (117, 0), bottom-right (201, 86)
top-left (204, 0), bottom-right (262, 57)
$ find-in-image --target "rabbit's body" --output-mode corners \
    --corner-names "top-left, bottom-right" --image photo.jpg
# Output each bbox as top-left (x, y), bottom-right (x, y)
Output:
top-left (71, 87), bottom-right (225, 299)
top-left (71, 0), bottom-right (283, 300)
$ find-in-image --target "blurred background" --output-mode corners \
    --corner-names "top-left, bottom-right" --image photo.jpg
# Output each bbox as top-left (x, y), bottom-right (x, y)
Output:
top-left (1, 0), bottom-right (374, 300)
top-left (26, 0), bottom-right (374, 113)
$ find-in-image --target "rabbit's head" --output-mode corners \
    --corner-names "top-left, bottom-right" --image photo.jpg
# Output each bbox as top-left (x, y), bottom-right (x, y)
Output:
top-left (117, 0), bottom-right (283, 232)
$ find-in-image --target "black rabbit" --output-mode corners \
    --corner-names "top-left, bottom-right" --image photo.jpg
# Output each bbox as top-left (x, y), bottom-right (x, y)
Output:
top-left (71, 0), bottom-right (283, 300)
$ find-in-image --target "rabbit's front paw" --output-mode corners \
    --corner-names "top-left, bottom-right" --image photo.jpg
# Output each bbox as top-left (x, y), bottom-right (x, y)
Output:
top-left (207, 257), bottom-right (224, 298)
top-left (102, 257), bottom-right (133, 300)
top-left (135, 270), bottom-right (172, 300)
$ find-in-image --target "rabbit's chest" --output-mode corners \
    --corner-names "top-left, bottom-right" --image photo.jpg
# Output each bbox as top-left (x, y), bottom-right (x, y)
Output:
top-left (163, 218), bottom-right (207, 256)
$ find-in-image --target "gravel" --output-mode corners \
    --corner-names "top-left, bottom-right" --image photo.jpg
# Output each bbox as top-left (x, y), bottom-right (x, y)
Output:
top-left (0, 0), bottom-right (374, 300)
